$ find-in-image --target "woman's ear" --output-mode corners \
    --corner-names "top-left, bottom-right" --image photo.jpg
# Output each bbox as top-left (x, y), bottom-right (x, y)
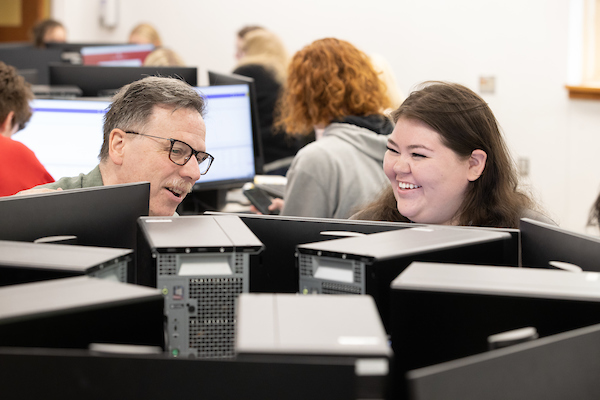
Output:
top-left (467, 149), bottom-right (487, 182)
top-left (108, 128), bottom-right (127, 165)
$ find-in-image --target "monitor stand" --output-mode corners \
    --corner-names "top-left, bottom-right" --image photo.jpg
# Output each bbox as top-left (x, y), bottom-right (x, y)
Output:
top-left (177, 189), bottom-right (228, 215)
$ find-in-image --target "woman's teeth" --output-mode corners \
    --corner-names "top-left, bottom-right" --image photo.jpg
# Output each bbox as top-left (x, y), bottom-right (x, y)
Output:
top-left (398, 182), bottom-right (421, 190)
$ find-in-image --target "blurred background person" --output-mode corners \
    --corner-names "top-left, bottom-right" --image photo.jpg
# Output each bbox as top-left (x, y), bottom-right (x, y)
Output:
top-left (587, 191), bottom-right (600, 233)
top-left (369, 53), bottom-right (405, 113)
top-left (31, 18), bottom-right (67, 49)
top-left (128, 22), bottom-right (162, 47)
top-left (235, 25), bottom-right (264, 60)
top-left (271, 37), bottom-right (393, 218)
top-left (129, 22), bottom-right (185, 67)
top-left (234, 26), bottom-right (308, 174)
top-left (143, 47), bottom-right (185, 67)
top-left (0, 62), bottom-right (54, 196)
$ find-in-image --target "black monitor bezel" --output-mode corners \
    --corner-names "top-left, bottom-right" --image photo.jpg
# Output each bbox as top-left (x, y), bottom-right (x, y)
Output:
top-left (520, 217), bottom-right (600, 272)
top-left (0, 182), bottom-right (149, 251)
top-left (48, 64), bottom-right (198, 97)
top-left (0, 46), bottom-right (63, 85)
top-left (407, 322), bottom-right (600, 400)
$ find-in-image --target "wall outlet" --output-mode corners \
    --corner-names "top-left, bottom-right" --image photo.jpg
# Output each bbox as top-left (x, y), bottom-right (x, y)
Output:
top-left (518, 157), bottom-right (530, 177)
top-left (479, 76), bottom-right (496, 94)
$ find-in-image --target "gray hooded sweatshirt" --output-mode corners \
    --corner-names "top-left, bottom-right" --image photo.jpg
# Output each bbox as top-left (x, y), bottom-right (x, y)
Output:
top-left (282, 121), bottom-right (390, 219)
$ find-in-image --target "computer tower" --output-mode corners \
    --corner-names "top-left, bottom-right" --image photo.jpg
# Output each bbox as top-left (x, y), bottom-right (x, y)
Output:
top-left (297, 226), bottom-right (514, 330)
top-left (389, 261), bottom-right (600, 399)
top-left (235, 293), bottom-right (392, 399)
top-left (0, 276), bottom-right (164, 349)
top-left (0, 240), bottom-right (132, 286)
top-left (137, 215), bottom-right (264, 358)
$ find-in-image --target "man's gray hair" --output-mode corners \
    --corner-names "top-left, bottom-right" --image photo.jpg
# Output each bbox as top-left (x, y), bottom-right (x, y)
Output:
top-left (99, 76), bottom-right (205, 161)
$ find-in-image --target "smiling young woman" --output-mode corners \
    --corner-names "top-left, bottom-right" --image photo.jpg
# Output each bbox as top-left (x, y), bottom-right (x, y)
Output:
top-left (352, 81), bottom-right (553, 229)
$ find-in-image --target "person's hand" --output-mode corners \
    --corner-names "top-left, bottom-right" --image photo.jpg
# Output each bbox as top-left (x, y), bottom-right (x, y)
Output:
top-left (269, 198), bottom-right (284, 213)
top-left (15, 187), bottom-right (62, 196)
top-left (249, 197), bottom-right (284, 215)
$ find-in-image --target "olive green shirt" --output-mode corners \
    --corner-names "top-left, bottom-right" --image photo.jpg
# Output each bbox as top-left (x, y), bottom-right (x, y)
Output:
top-left (39, 165), bottom-right (104, 190)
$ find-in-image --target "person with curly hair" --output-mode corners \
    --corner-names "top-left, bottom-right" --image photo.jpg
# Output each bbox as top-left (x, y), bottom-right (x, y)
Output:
top-left (0, 62), bottom-right (54, 196)
top-left (352, 81), bottom-right (553, 228)
top-left (270, 37), bottom-right (393, 218)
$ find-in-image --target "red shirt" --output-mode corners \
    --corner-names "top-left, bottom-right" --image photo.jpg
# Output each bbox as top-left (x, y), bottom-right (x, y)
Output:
top-left (0, 134), bottom-right (54, 196)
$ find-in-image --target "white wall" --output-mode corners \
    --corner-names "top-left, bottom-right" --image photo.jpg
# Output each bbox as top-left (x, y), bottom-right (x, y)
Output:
top-left (52, 0), bottom-right (600, 234)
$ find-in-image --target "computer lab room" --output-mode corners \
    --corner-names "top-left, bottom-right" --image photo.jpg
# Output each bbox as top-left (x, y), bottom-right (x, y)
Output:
top-left (1, 0), bottom-right (600, 399)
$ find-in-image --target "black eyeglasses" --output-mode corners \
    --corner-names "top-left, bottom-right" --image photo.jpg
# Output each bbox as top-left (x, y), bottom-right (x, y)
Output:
top-left (125, 131), bottom-right (214, 175)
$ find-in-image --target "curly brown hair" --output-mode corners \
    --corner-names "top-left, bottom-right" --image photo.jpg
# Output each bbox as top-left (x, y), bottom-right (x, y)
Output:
top-left (0, 62), bottom-right (33, 132)
top-left (276, 38), bottom-right (391, 135)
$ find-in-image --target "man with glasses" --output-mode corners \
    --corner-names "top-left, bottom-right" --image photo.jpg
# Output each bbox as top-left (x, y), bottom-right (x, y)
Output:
top-left (26, 76), bottom-right (213, 216)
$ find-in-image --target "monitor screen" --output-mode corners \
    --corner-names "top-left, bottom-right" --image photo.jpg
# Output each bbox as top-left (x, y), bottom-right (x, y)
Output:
top-left (13, 98), bottom-right (110, 181)
top-left (208, 71), bottom-right (264, 175)
top-left (48, 64), bottom-right (198, 97)
top-left (14, 85), bottom-right (255, 188)
top-left (80, 44), bottom-right (155, 66)
top-left (46, 42), bottom-right (124, 64)
top-left (193, 84), bottom-right (256, 189)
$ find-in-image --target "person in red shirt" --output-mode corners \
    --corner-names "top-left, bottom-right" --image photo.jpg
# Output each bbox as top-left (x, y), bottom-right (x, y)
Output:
top-left (0, 61), bottom-right (54, 196)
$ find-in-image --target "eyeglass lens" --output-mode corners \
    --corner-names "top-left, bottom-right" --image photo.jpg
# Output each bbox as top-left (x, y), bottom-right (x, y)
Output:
top-left (170, 140), bottom-right (212, 174)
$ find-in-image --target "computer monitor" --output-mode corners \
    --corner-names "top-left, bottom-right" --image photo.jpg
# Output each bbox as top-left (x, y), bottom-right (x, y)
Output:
top-left (390, 261), bottom-right (600, 399)
top-left (208, 71), bottom-right (264, 175)
top-left (177, 83), bottom-right (259, 214)
top-left (0, 45), bottom-right (63, 84)
top-left (407, 322), bottom-right (600, 400)
top-left (80, 44), bottom-right (155, 66)
top-left (46, 42), bottom-right (122, 64)
top-left (0, 240), bottom-right (133, 286)
top-left (13, 98), bottom-right (110, 180)
top-left (48, 64), bottom-right (198, 96)
top-left (0, 276), bottom-right (164, 350)
top-left (0, 346), bottom-right (358, 399)
top-left (521, 217), bottom-right (600, 272)
top-left (193, 84), bottom-right (256, 190)
top-left (0, 182), bottom-right (149, 252)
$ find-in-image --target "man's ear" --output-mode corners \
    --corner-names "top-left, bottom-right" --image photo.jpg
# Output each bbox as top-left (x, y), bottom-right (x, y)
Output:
top-left (467, 149), bottom-right (487, 182)
top-left (0, 111), bottom-right (15, 137)
top-left (108, 128), bottom-right (127, 165)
